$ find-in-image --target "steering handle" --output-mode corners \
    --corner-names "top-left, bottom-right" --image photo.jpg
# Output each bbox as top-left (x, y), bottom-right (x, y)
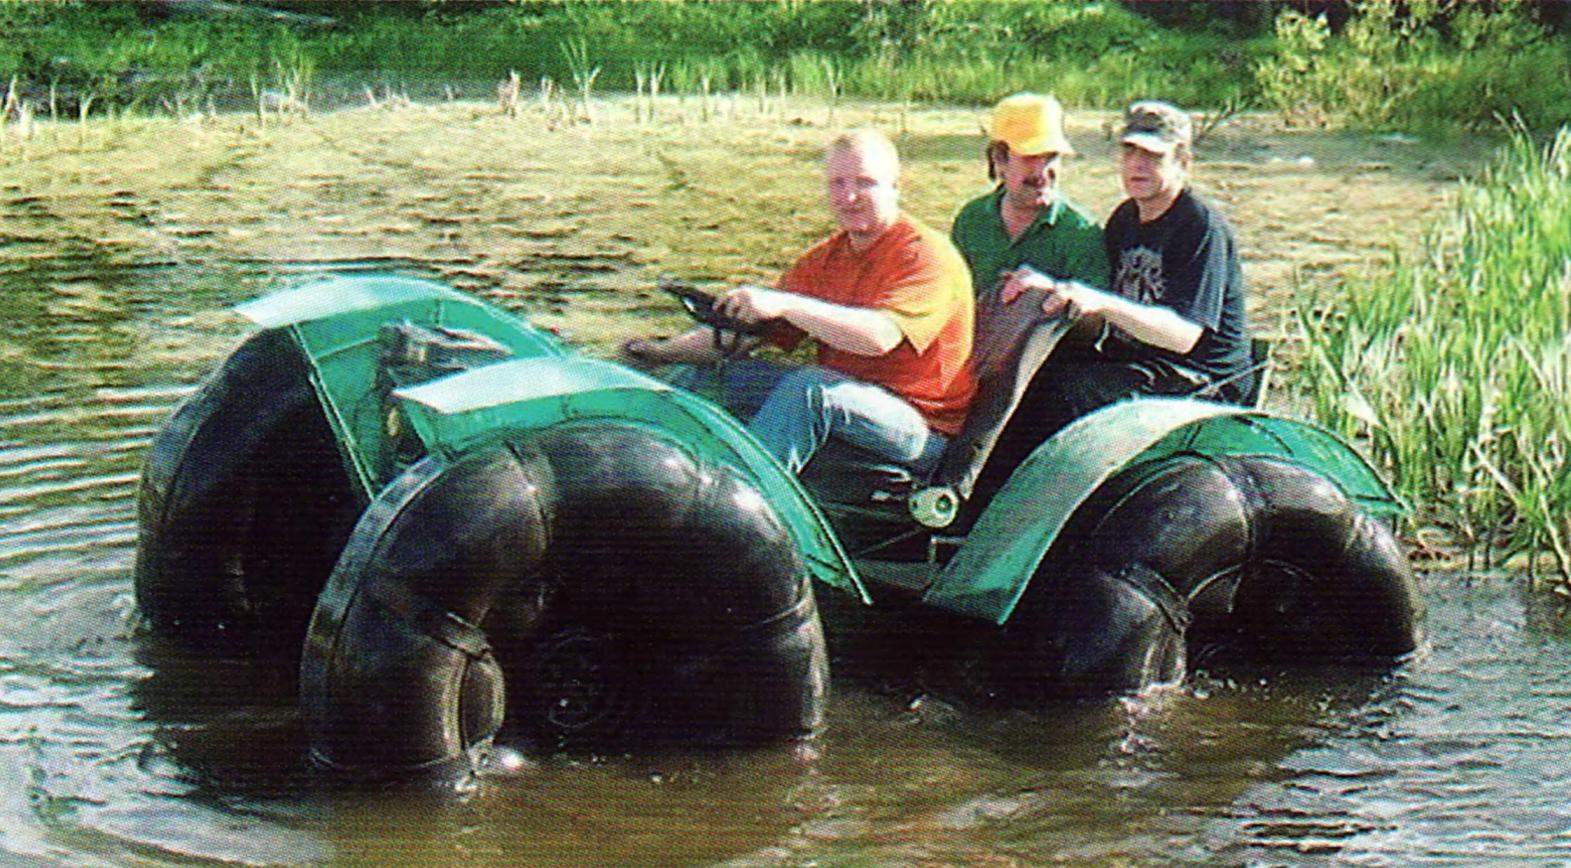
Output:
top-left (658, 277), bottom-right (773, 336)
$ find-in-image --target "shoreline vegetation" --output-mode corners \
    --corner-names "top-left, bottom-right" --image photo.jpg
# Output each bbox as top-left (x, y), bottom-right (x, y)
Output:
top-left (1296, 127), bottom-right (1571, 585)
top-left (1, 1), bottom-right (1567, 585)
top-left (3, 1), bottom-right (1571, 131)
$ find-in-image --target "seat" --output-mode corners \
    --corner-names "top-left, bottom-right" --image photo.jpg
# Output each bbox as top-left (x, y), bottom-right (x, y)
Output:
top-left (1241, 336), bottom-right (1272, 408)
top-left (797, 296), bottom-right (1073, 536)
top-left (929, 317), bottom-right (1072, 499)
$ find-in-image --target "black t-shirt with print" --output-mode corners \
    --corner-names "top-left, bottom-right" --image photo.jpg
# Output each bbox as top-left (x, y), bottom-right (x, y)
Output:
top-left (1102, 188), bottom-right (1251, 398)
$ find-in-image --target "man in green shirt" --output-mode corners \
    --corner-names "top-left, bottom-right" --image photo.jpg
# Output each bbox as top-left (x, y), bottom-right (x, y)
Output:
top-left (949, 93), bottom-right (1109, 500)
top-left (951, 93), bottom-right (1109, 331)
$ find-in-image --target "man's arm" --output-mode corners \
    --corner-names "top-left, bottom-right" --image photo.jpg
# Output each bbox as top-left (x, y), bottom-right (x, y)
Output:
top-left (1001, 267), bottom-right (1201, 354)
top-left (1058, 283), bottom-right (1202, 354)
top-left (717, 284), bottom-right (903, 357)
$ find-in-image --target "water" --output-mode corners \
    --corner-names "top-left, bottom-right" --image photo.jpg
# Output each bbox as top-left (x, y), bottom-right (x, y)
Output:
top-left (2, 261), bottom-right (1569, 865)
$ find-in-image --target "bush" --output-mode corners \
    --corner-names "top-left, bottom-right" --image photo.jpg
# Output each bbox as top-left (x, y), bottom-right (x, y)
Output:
top-left (1257, 0), bottom-right (1571, 131)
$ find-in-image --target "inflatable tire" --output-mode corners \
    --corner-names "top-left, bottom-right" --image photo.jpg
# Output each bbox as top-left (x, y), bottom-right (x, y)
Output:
top-left (300, 424), bottom-right (827, 777)
top-left (1001, 454), bottom-right (1421, 698)
top-left (134, 331), bottom-right (361, 659)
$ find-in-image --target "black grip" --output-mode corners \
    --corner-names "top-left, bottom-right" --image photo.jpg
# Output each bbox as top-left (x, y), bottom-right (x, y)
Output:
top-left (658, 278), bottom-right (772, 336)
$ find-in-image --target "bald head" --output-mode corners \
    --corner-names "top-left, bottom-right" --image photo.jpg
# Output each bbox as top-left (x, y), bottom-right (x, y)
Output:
top-left (827, 129), bottom-right (901, 182)
top-left (824, 129), bottom-right (901, 246)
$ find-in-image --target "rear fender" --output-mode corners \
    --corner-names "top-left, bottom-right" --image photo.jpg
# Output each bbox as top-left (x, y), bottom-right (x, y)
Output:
top-left (922, 398), bottom-right (1403, 624)
top-left (392, 357), bottom-right (867, 603)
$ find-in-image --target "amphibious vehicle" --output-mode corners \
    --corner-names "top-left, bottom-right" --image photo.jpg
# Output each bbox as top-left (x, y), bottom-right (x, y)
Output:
top-left (135, 275), bottom-right (1421, 778)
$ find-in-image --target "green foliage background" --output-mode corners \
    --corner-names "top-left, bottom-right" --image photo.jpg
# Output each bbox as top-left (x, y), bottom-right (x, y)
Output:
top-left (3, 0), bottom-right (1569, 131)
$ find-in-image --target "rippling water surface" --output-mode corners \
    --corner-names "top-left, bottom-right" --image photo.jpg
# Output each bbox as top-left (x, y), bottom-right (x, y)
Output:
top-left (1, 262), bottom-right (1568, 865)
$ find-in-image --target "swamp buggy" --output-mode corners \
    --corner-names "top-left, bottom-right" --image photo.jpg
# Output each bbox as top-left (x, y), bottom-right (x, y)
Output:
top-left (135, 275), bottom-right (1421, 779)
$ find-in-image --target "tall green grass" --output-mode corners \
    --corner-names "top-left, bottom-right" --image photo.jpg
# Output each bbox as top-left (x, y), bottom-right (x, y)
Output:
top-left (1294, 125), bottom-right (1571, 582)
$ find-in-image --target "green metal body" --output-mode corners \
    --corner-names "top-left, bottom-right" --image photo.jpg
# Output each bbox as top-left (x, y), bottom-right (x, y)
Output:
top-left (235, 275), bottom-right (565, 496)
top-left (921, 398), bottom-right (1404, 624)
top-left (233, 275), bottom-right (1401, 627)
top-left (234, 276), bottom-right (866, 602)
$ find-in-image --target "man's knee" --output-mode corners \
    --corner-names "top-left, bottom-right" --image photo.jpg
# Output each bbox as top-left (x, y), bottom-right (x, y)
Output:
top-left (768, 366), bottom-right (842, 411)
top-left (1058, 362), bottom-right (1151, 412)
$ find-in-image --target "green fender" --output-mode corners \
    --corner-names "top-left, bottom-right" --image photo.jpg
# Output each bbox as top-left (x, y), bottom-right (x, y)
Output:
top-left (232, 275), bottom-right (863, 602)
top-left (235, 275), bottom-right (566, 497)
top-left (391, 357), bottom-right (866, 602)
top-left (921, 397), bottom-right (1405, 625)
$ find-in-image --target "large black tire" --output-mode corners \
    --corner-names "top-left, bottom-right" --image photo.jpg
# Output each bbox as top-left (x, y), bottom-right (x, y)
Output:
top-left (300, 424), bottom-right (827, 778)
top-left (999, 454), bottom-right (1423, 698)
top-left (134, 331), bottom-right (362, 660)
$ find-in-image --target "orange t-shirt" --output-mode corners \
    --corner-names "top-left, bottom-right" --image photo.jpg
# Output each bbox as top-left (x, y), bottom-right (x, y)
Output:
top-left (774, 216), bottom-right (976, 435)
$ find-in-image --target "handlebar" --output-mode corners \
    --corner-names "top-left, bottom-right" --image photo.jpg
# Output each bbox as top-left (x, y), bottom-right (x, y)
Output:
top-left (658, 277), bottom-right (773, 337)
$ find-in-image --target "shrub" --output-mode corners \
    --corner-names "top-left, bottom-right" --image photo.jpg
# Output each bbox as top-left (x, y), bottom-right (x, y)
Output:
top-left (1257, 0), bottom-right (1571, 131)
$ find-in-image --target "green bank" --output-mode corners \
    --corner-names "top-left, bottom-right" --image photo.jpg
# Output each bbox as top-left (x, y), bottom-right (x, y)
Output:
top-left (1294, 126), bottom-right (1571, 583)
top-left (3, 1), bottom-right (1570, 131)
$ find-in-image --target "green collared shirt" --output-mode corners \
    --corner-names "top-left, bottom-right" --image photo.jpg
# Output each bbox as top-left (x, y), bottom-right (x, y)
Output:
top-left (950, 187), bottom-right (1110, 299)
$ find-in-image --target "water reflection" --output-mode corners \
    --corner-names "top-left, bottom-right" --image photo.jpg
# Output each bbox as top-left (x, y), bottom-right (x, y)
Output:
top-left (128, 643), bottom-right (310, 796)
top-left (1205, 582), bottom-right (1571, 863)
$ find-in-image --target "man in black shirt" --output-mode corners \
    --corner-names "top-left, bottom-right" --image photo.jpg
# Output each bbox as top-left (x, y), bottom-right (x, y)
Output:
top-left (1003, 100), bottom-right (1252, 440)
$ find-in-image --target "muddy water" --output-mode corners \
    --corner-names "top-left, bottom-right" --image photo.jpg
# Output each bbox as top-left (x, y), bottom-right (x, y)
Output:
top-left (2, 261), bottom-right (1569, 865)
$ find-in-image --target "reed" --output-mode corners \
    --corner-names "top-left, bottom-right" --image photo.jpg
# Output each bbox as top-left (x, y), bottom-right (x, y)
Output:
top-left (560, 36), bottom-right (600, 124)
top-left (537, 76), bottom-right (564, 129)
top-left (1292, 125), bottom-right (1571, 583)
top-left (497, 69), bottom-right (521, 118)
top-left (76, 91), bottom-right (93, 148)
top-left (633, 61), bottom-right (663, 125)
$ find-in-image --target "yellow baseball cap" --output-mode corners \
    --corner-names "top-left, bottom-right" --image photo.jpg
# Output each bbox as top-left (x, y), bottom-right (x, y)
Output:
top-left (988, 92), bottom-right (1074, 157)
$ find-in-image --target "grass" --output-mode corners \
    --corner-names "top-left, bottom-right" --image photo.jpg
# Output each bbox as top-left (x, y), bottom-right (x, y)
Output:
top-left (1293, 124), bottom-right (1571, 585)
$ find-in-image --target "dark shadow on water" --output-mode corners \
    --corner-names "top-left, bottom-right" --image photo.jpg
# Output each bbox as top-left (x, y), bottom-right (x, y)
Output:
top-left (128, 637), bottom-right (318, 799)
top-left (130, 636), bottom-right (497, 804)
top-left (1519, 578), bottom-right (1571, 639)
top-left (815, 585), bottom-right (1403, 770)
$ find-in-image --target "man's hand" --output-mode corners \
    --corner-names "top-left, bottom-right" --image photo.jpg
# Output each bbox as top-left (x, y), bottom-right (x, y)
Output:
top-left (709, 283), bottom-right (902, 357)
top-left (998, 266), bottom-right (1100, 319)
top-left (998, 265), bottom-right (1056, 305)
top-left (1040, 278), bottom-right (1112, 321)
top-left (715, 284), bottom-right (793, 325)
top-left (619, 336), bottom-right (673, 365)
top-left (1004, 267), bottom-right (1202, 355)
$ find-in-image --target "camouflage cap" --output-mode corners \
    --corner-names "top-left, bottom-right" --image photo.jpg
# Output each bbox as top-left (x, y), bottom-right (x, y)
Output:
top-left (1119, 100), bottom-right (1192, 154)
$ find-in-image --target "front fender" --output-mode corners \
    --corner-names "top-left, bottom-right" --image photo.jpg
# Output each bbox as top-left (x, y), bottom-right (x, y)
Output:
top-left (393, 357), bottom-right (867, 603)
top-left (922, 398), bottom-right (1403, 625)
top-left (234, 275), bottom-right (566, 497)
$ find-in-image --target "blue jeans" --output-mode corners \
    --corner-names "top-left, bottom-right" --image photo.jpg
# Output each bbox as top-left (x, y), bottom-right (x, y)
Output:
top-left (672, 360), bottom-right (947, 476)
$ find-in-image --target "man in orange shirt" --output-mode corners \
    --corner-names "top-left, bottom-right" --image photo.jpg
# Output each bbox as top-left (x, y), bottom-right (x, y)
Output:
top-left (623, 129), bottom-right (975, 474)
